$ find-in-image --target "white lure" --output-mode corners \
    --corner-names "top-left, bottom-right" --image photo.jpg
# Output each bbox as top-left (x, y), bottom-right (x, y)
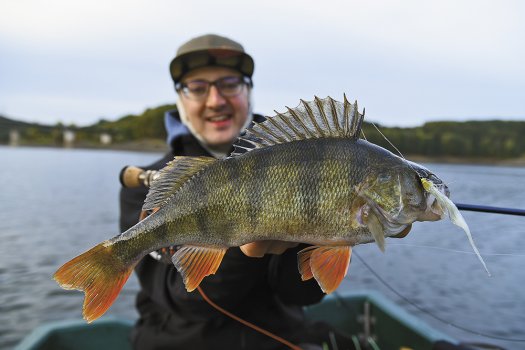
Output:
top-left (421, 178), bottom-right (491, 276)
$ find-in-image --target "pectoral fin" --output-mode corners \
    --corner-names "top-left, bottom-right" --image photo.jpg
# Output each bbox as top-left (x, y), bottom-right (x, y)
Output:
top-left (367, 212), bottom-right (386, 252)
top-left (171, 245), bottom-right (227, 292)
top-left (297, 245), bottom-right (352, 294)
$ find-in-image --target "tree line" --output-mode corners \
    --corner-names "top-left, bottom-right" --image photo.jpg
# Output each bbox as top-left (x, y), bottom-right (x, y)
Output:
top-left (361, 120), bottom-right (525, 159)
top-left (2, 107), bottom-right (524, 159)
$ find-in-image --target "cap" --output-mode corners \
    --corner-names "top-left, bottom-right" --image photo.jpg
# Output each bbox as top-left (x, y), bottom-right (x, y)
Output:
top-left (169, 34), bottom-right (255, 83)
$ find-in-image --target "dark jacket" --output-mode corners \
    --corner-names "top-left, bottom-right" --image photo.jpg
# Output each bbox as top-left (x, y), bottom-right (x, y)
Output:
top-left (119, 110), bottom-right (348, 350)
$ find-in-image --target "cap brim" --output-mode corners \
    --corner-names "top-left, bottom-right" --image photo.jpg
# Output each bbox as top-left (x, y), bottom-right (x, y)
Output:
top-left (170, 49), bottom-right (254, 83)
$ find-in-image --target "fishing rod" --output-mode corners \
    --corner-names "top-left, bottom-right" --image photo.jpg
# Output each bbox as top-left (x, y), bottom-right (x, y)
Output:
top-left (455, 203), bottom-right (525, 217)
top-left (120, 166), bottom-right (525, 217)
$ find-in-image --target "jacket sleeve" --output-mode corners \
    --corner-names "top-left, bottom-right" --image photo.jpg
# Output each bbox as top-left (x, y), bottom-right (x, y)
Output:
top-left (164, 247), bottom-right (276, 317)
top-left (267, 244), bottom-right (326, 305)
top-left (119, 185), bottom-right (148, 232)
top-left (119, 154), bottom-right (173, 232)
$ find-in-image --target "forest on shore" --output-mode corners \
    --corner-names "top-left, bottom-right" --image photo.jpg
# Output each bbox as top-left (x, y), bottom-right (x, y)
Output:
top-left (1, 104), bottom-right (524, 161)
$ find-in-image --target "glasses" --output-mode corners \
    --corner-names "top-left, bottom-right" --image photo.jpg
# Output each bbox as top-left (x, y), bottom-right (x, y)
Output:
top-left (176, 76), bottom-right (252, 100)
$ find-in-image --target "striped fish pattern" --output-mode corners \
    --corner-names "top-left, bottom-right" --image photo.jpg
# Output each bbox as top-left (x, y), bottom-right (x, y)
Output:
top-left (54, 96), bottom-right (449, 322)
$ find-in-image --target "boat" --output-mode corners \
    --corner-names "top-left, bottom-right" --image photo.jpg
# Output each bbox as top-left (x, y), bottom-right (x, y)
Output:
top-left (15, 289), bottom-right (458, 350)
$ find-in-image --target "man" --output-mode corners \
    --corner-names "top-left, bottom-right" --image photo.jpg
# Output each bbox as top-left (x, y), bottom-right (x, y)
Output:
top-left (120, 34), bottom-right (352, 350)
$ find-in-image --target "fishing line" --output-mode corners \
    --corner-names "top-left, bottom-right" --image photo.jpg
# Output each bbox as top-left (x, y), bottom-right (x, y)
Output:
top-left (360, 128), bottom-right (367, 141)
top-left (351, 251), bottom-right (525, 342)
top-left (196, 286), bottom-right (302, 350)
top-left (371, 122), bottom-right (406, 160)
top-left (369, 121), bottom-right (424, 180)
top-left (388, 243), bottom-right (525, 257)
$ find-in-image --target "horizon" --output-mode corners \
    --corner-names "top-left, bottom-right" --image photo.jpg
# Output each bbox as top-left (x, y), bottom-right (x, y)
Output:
top-left (1, 0), bottom-right (524, 128)
top-left (3, 107), bottom-right (524, 130)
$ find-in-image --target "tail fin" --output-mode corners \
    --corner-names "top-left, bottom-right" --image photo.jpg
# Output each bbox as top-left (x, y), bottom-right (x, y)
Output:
top-left (53, 242), bottom-right (136, 323)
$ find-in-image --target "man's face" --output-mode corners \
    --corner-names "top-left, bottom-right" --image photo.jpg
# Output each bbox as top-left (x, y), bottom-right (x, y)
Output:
top-left (179, 66), bottom-right (250, 146)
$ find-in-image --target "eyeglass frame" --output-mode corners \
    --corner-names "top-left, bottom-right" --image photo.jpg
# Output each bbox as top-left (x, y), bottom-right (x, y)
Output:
top-left (175, 76), bottom-right (253, 100)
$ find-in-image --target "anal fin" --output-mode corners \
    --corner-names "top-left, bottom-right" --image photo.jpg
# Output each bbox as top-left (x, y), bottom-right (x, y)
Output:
top-left (297, 246), bottom-right (315, 281)
top-left (297, 245), bottom-right (352, 294)
top-left (171, 245), bottom-right (227, 292)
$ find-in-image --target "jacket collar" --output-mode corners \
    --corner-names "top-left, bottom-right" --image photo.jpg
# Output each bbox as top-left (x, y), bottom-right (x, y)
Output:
top-left (164, 108), bottom-right (190, 147)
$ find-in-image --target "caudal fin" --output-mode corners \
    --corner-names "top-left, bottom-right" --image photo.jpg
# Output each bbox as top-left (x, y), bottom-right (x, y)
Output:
top-left (53, 242), bottom-right (136, 323)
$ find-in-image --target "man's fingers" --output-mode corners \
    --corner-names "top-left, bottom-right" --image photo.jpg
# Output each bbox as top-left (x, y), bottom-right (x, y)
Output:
top-left (266, 241), bottom-right (298, 254)
top-left (240, 241), bottom-right (269, 257)
top-left (240, 241), bottom-right (299, 257)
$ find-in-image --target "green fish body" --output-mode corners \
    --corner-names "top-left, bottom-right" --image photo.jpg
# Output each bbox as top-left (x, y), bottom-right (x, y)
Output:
top-left (54, 96), bottom-right (448, 322)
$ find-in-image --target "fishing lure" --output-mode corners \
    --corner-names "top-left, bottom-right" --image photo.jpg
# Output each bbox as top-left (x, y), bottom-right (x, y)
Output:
top-left (421, 177), bottom-right (491, 276)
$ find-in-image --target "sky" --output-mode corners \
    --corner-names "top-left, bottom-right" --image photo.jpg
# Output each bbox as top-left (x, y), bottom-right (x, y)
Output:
top-left (1, 0), bottom-right (524, 127)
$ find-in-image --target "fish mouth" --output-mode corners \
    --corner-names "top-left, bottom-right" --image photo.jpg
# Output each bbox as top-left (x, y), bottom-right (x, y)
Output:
top-left (422, 182), bottom-right (450, 221)
top-left (407, 162), bottom-right (450, 221)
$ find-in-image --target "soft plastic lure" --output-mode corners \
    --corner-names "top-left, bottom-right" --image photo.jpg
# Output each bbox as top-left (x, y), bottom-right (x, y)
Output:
top-left (421, 178), bottom-right (491, 276)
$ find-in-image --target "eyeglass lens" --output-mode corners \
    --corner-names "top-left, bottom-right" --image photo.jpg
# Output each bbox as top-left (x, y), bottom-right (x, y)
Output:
top-left (182, 76), bottom-right (247, 99)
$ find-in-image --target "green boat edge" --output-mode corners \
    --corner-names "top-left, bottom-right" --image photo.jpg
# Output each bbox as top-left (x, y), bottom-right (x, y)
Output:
top-left (15, 290), bottom-right (456, 350)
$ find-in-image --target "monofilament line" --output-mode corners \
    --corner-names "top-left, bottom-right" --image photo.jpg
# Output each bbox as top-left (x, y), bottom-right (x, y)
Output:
top-left (371, 122), bottom-right (405, 160)
top-left (350, 251), bottom-right (525, 342)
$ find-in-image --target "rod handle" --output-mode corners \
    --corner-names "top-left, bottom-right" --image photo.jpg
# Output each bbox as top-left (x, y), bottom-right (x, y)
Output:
top-left (119, 166), bottom-right (159, 188)
top-left (119, 166), bottom-right (145, 188)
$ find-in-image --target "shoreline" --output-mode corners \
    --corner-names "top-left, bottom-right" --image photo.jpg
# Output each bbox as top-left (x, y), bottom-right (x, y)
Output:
top-left (2, 140), bottom-right (169, 154)
top-left (3, 143), bottom-right (525, 167)
top-left (405, 154), bottom-right (525, 167)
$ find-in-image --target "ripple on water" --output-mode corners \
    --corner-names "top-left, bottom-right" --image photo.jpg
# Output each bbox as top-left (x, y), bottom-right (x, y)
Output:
top-left (2, 150), bottom-right (525, 349)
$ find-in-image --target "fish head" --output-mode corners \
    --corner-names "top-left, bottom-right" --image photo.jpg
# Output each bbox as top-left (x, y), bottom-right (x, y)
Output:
top-left (404, 161), bottom-right (450, 221)
top-left (357, 160), bottom-right (449, 236)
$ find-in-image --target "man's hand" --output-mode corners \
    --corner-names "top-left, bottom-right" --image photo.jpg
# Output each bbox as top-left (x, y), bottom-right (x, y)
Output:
top-left (240, 241), bottom-right (299, 257)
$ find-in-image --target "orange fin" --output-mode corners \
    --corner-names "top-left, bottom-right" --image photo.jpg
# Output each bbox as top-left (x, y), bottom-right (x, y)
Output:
top-left (171, 245), bottom-right (227, 292)
top-left (298, 245), bottom-right (352, 294)
top-left (53, 242), bottom-right (136, 323)
top-left (297, 246), bottom-right (316, 281)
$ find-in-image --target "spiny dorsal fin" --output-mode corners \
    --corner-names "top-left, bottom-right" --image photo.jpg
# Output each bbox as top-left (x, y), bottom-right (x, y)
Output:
top-left (231, 95), bottom-right (364, 157)
top-left (142, 156), bottom-right (216, 210)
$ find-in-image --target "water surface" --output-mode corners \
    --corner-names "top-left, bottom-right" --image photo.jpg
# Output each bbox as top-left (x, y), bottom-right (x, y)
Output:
top-left (1, 146), bottom-right (523, 349)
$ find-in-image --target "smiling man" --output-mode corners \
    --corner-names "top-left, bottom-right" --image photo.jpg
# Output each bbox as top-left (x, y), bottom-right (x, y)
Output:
top-left (171, 35), bottom-right (254, 155)
top-left (119, 34), bottom-right (354, 350)
top-left (175, 67), bottom-right (251, 147)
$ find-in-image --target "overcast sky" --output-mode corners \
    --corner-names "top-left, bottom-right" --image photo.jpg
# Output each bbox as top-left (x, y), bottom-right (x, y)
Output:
top-left (1, 0), bottom-right (524, 127)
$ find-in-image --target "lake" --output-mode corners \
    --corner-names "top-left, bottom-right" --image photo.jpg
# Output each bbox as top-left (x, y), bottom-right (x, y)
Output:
top-left (1, 146), bottom-right (524, 349)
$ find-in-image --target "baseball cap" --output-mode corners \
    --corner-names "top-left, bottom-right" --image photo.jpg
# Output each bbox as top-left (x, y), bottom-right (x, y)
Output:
top-left (169, 34), bottom-right (254, 83)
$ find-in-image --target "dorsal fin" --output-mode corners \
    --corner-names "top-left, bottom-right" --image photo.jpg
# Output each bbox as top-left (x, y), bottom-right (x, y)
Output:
top-left (142, 156), bottom-right (216, 210)
top-left (231, 95), bottom-right (364, 157)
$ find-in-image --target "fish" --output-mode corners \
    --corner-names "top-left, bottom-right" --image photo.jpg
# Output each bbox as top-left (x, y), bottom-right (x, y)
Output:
top-left (54, 95), bottom-right (480, 323)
